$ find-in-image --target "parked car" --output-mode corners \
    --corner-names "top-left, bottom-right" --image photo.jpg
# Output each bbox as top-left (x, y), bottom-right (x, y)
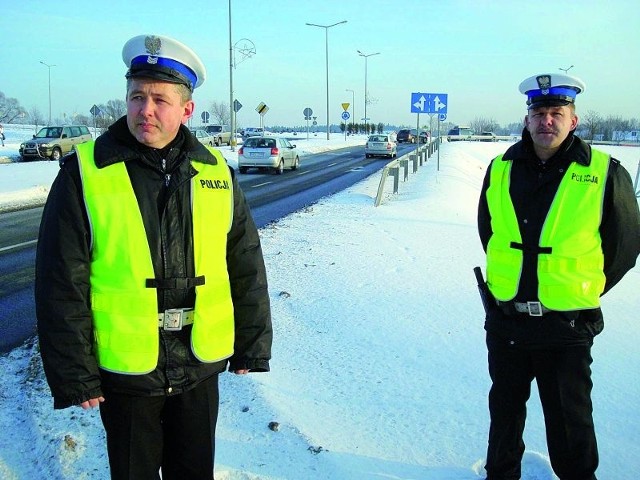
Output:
top-left (365, 134), bottom-right (397, 159)
top-left (203, 124), bottom-right (232, 146)
top-left (479, 131), bottom-right (496, 142)
top-left (190, 128), bottom-right (216, 146)
top-left (237, 136), bottom-right (299, 174)
top-left (243, 127), bottom-right (264, 139)
top-left (19, 125), bottom-right (92, 161)
top-left (396, 128), bottom-right (417, 144)
top-left (447, 126), bottom-right (473, 142)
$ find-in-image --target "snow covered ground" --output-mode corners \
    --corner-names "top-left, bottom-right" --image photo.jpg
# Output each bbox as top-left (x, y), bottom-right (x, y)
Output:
top-left (0, 124), bottom-right (639, 479)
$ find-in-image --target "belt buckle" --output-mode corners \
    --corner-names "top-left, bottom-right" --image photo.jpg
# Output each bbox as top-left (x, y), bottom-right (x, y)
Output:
top-left (527, 301), bottom-right (543, 317)
top-left (163, 308), bottom-right (185, 331)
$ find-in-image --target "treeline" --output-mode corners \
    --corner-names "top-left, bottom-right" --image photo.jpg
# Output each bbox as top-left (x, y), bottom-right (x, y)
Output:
top-left (2, 90), bottom-right (638, 142)
top-left (461, 115), bottom-right (640, 142)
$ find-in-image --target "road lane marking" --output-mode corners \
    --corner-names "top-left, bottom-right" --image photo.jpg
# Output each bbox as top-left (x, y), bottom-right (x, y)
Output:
top-left (0, 239), bottom-right (37, 253)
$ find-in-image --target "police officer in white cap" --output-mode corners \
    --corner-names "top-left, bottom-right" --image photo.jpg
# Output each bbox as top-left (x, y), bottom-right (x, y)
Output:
top-left (36, 34), bottom-right (272, 479)
top-left (477, 74), bottom-right (640, 479)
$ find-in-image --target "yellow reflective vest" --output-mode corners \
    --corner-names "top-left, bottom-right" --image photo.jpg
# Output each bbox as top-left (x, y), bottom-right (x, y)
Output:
top-left (76, 142), bottom-right (235, 374)
top-left (486, 150), bottom-right (610, 310)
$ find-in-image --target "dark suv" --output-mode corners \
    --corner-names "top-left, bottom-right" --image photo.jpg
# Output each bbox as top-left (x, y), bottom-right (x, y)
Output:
top-left (397, 129), bottom-right (417, 144)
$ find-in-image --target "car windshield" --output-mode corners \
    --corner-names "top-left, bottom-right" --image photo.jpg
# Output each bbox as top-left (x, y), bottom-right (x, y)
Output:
top-left (369, 136), bottom-right (386, 142)
top-left (36, 127), bottom-right (61, 138)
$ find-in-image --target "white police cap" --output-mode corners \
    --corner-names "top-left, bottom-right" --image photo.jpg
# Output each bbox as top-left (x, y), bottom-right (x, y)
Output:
top-left (122, 34), bottom-right (206, 91)
top-left (518, 73), bottom-right (586, 109)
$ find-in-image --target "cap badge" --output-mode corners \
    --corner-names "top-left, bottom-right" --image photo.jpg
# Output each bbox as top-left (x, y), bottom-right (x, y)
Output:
top-left (144, 35), bottom-right (162, 65)
top-left (536, 75), bottom-right (551, 95)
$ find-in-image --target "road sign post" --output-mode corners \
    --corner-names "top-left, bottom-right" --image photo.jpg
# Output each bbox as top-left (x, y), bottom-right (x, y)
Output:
top-left (411, 93), bottom-right (448, 170)
top-left (410, 93), bottom-right (448, 115)
top-left (341, 110), bottom-right (350, 140)
top-left (256, 102), bottom-right (269, 129)
top-left (303, 108), bottom-right (313, 140)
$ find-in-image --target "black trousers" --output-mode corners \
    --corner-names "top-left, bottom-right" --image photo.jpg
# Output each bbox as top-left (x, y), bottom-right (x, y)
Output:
top-left (485, 336), bottom-right (598, 480)
top-left (99, 374), bottom-right (220, 480)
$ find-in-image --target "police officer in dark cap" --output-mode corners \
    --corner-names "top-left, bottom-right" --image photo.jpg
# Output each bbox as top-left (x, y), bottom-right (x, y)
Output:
top-left (36, 34), bottom-right (272, 479)
top-left (477, 73), bottom-right (640, 479)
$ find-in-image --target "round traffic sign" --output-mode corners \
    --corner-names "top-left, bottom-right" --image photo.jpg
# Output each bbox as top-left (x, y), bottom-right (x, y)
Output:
top-left (303, 107), bottom-right (313, 117)
top-left (341, 111), bottom-right (350, 121)
top-left (438, 113), bottom-right (447, 121)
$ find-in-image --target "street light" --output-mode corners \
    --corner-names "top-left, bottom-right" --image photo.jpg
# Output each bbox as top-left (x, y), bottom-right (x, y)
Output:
top-left (40, 60), bottom-right (56, 125)
top-left (228, 0), bottom-right (235, 151)
top-left (306, 20), bottom-right (347, 140)
top-left (229, 36), bottom-right (256, 151)
top-left (357, 50), bottom-right (380, 133)
top-left (345, 89), bottom-right (355, 131)
top-left (559, 65), bottom-right (574, 74)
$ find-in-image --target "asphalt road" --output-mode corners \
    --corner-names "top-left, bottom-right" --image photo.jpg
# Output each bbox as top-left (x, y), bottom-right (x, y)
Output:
top-left (0, 143), bottom-right (417, 352)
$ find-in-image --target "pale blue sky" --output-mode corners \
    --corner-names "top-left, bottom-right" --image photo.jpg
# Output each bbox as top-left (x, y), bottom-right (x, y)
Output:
top-left (2, 0), bottom-right (639, 129)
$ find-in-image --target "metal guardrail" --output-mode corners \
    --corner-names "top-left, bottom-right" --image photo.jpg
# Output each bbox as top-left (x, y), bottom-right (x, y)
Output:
top-left (374, 139), bottom-right (439, 207)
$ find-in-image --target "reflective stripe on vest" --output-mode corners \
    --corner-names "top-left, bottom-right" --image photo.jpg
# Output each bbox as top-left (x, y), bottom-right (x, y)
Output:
top-left (486, 150), bottom-right (609, 310)
top-left (76, 142), bottom-right (234, 373)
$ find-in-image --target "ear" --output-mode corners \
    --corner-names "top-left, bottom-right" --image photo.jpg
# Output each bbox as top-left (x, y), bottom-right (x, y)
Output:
top-left (182, 100), bottom-right (195, 124)
top-left (570, 114), bottom-right (579, 131)
top-left (523, 114), bottom-right (530, 130)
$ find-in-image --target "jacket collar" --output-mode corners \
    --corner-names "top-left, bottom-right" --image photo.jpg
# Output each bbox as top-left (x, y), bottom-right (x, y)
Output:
top-left (93, 116), bottom-right (218, 168)
top-left (502, 127), bottom-right (591, 167)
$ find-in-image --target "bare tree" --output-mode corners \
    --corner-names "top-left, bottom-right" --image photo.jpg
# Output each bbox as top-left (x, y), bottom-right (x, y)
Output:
top-left (581, 110), bottom-right (602, 140)
top-left (0, 92), bottom-right (26, 123)
top-left (209, 101), bottom-right (230, 125)
top-left (102, 99), bottom-right (126, 122)
top-left (28, 106), bottom-right (45, 131)
top-left (471, 116), bottom-right (499, 134)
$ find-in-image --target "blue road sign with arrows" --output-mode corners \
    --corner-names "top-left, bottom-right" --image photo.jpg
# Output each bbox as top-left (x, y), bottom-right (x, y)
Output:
top-left (410, 93), bottom-right (448, 114)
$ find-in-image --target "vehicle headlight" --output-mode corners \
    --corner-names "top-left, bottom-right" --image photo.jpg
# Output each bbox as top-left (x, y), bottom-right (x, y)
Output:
top-left (20, 143), bottom-right (25, 148)
top-left (41, 143), bottom-right (51, 148)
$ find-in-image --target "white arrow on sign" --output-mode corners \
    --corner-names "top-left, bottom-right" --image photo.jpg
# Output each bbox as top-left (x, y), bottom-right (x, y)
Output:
top-left (413, 95), bottom-right (426, 112)
top-left (433, 95), bottom-right (447, 112)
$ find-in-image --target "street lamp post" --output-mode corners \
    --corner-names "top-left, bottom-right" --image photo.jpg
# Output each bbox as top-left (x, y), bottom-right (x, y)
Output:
top-left (346, 88), bottom-right (355, 132)
top-left (40, 60), bottom-right (56, 125)
top-left (306, 20), bottom-right (347, 140)
top-left (228, 0), bottom-right (235, 151)
top-left (357, 50), bottom-right (380, 133)
top-left (559, 65), bottom-right (574, 74)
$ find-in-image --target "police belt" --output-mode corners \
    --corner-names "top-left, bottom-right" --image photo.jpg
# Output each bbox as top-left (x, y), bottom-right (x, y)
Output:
top-left (158, 308), bottom-right (194, 331)
top-left (497, 300), bottom-right (552, 317)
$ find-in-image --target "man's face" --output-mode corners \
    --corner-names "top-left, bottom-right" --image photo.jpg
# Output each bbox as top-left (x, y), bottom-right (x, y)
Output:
top-left (525, 105), bottom-right (578, 153)
top-left (126, 78), bottom-right (194, 149)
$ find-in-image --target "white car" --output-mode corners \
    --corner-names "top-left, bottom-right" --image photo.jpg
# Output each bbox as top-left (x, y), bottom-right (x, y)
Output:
top-left (189, 128), bottom-right (216, 146)
top-left (242, 127), bottom-right (264, 139)
top-left (365, 134), bottom-right (397, 159)
top-left (237, 136), bottom-right (299, 175)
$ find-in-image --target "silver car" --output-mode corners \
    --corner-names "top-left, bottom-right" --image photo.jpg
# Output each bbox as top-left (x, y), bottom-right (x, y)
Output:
top-left (365, 134), bottom-right (397, 159)
top-left (190, 128), bottom-right (216, 146)
top-left (237, 136), bottom-right (300, 174)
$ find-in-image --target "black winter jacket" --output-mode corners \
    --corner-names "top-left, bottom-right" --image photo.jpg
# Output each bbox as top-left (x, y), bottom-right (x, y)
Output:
top-left (478, 129), bottom-right (640, 347)
top-left (35, 117), bottom-right (272, 409)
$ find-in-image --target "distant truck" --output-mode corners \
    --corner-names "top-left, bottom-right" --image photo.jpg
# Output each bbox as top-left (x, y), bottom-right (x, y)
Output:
top-left (203, 125), bottom-right (232, 146)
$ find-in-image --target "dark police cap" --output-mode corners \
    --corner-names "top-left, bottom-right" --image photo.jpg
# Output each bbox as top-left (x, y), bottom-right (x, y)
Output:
top-left (519, 73), bottom-right (585, 110)
top-left (122, 34), bottom-right (206, 91)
